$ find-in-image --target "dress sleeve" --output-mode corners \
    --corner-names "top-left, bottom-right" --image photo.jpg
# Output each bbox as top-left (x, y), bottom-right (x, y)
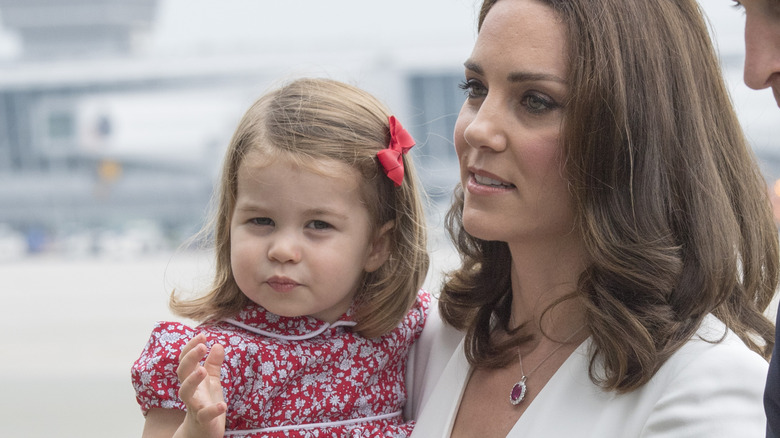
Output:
top-left (130, 322), bottom-right (197, 415)
top-left (641, 332), bottom-right (769, 438)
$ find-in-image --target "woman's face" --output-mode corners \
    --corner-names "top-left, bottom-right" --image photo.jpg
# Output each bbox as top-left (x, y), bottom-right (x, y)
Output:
top-left (455, 0), bottom-right (573, 246)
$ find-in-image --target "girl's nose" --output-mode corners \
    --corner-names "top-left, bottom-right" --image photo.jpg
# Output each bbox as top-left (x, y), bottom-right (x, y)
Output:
top-left (267, 231), bottom-right (302, 264)
top-left (462, 97), bottom-right (508, 153)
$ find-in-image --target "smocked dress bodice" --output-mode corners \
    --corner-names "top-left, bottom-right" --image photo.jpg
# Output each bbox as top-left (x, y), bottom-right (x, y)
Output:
top-left (131, 290), bottom-right (430, 437)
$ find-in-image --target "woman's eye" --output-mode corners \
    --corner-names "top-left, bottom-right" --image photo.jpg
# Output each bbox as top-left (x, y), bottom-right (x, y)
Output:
top-left (250, 217), bottom-right (274, 226)
top-left (306, 220), bottom-right (332, 230)
top-left (730, 0), bottom-right (743, 9)
top-left (459, 79), bottom-right (487, 99)
top-left (522, 93), bottom-right (558, 114)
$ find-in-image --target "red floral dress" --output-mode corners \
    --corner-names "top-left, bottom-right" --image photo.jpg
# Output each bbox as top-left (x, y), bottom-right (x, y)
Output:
top-left (131, 290), bottom-right (429, 437)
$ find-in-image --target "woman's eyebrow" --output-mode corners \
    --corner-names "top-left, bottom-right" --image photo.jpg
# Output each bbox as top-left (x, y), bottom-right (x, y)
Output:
top-left (507, 71), bottom-right (566, 84)
top-left (464, 59), bottom-right (566, 84)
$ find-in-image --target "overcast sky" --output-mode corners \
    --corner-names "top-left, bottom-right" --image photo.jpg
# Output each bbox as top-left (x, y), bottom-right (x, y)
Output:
top-left (147, 1), bottom-right (744, 55)
top-left (0, 1), bottom-right (748, 60)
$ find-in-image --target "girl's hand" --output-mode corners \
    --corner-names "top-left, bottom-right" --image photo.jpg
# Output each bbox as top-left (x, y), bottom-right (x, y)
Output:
top-left (174, 333), bottom-right (227, 438)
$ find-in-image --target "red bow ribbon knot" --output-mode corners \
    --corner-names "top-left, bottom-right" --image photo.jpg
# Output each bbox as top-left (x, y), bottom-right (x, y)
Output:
top-left (377, 116), bottom-right (415, 186)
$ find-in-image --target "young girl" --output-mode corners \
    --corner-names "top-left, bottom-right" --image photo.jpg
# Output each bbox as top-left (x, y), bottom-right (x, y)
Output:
top-left (131, 78), bottom-right (430, 438)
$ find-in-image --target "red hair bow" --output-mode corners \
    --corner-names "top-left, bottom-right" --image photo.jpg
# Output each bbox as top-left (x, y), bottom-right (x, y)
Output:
top-left (377, 116), bottom-right (415, 187)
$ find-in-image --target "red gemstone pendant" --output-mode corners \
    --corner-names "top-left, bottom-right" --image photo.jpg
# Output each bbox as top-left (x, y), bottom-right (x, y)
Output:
top-left (510, 378), bottom-right (527, 405)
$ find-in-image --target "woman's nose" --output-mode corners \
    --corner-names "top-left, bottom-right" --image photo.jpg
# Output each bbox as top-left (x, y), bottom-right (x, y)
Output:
top-left (267, 231), bottom-right (302, 264)
top-left (461, 97), bottom-right (508, 153)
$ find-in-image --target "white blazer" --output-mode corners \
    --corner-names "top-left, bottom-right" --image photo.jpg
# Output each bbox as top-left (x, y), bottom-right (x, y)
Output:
top-left (408, 310), bottom-right (768, 437)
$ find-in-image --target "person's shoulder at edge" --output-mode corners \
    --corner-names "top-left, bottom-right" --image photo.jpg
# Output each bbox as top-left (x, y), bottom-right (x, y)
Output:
top-left (639, 314), bottom-right (768, 437)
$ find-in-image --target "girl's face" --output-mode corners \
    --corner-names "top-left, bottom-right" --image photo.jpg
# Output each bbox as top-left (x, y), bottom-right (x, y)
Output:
top-left (455, 0), bottom-right (574, 247)
top-left (229, 152), bottom-right (390, 323)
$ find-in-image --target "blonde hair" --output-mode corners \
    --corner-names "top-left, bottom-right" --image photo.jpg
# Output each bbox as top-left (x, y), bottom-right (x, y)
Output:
top-left (172, 78), bottom-right (429, 338)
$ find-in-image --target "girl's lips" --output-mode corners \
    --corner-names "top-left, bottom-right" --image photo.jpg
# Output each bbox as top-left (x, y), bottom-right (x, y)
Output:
top-left (266, 276), bottom-right (300, 293)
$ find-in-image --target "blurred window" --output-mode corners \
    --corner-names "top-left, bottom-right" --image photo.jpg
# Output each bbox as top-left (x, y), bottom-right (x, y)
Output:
top-left (408, 73), bottom-right (463, 163)
top-left (47, 111), bottom-right (75, 140)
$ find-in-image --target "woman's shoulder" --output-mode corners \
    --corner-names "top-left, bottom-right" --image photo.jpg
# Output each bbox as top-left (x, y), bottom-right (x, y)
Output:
top-left (639, 314), bottom-right (768, 398)
top-left (634, 314), bottom-right (768, 436)
top-left (664, 314), bottom-right (768, 377)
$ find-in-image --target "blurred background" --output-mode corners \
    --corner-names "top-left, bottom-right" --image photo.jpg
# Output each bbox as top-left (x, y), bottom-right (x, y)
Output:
top-left (0, 1), bottom-right (776, 436)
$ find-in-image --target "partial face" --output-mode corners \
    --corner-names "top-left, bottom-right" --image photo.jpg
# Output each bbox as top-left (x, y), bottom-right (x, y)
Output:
top-left (736, 0), bottom-right (780, 106)
top-left (455, 0), bottom-right (573, 245)
top-left (230, 153), bottom-right (389, 323)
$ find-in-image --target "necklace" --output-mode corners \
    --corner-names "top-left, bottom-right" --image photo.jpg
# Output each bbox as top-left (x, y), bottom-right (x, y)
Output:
top-left (509, 325), bottom-right (584, 405)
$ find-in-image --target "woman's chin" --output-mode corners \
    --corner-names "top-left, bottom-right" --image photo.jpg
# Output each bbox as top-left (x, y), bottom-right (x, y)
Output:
top-left (461, 211), bottom-right (503, 242)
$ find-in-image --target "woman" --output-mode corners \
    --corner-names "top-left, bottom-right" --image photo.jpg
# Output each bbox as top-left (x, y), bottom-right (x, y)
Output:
top-left (410, 0), bottom-right (778, 436)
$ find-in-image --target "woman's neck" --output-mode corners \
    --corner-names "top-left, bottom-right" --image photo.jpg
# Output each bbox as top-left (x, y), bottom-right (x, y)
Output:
top-left (507, 234), bottom-right (588, 338)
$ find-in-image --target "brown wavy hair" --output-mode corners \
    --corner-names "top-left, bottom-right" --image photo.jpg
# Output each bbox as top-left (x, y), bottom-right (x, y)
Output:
top-left (441, 0), bottom-right (778, 391)
top-left (171, 78), bottom-right (429, 339)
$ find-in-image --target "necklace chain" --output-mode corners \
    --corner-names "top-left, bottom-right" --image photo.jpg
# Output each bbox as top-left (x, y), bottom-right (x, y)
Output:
top-left (517, 326), bottom-right (583, 380)
top-left (509, 320), bottom-right (584, 406)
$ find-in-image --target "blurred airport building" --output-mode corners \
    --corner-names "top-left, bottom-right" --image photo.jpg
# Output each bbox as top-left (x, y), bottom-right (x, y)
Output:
top-left (0, 0), bottom-right (776, 258)
top-left (0, 0), bottom-right (464, 256)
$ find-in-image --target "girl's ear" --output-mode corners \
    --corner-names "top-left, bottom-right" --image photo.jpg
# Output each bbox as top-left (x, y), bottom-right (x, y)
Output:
top-left (364, 221), bottom-right (394, 273)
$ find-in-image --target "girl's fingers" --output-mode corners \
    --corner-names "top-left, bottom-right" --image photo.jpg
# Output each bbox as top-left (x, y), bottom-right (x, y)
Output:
top-left (203, 344), bottom-right (225, 377)
top-left (196, 401), bottom-right (227, 424)
top-left (177, 334), bottom-right (208, 381)
top-left (179, 333), bottom-right (207, 360)
top-left (176, 344), bottom-right (206, 381)
top-left (178, 365), bottom-right (207, 404)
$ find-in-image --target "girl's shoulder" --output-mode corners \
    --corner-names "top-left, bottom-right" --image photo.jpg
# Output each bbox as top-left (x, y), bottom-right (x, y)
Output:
top-left (410, 288), bottom-right (432, 323)
top-left (131, 321), bottom-right (199, 414)
top-left (136, 321), bottom-right (199, 359)
top-left (132, 320), bottom-right (230, 381)
top-left (397, 289), bottom-right (433, 338)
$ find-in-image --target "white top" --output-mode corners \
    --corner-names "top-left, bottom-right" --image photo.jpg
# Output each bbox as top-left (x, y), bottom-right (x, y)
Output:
top-left (408, 311), bottom-right (769, 437)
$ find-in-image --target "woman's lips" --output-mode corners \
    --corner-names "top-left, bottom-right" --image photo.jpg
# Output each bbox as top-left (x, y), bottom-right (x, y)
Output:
top-left (473, 173), bottom-right (515, 188)
top-left (466, 169), bottom-right (516, 193)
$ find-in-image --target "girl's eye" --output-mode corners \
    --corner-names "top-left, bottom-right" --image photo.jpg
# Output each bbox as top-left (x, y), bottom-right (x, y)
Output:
top-left (459, 79), bottom-right (487, 99)
top-left (306, 220), bottom-right (332, 230)
top-left (731, 0), bottom-right (743, 9)
top-left (521, 93), bottom-right (558, 114)
top-left (250, 217), bottom-right (274, 226)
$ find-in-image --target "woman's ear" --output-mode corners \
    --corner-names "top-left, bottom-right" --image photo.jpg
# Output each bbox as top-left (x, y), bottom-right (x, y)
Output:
top-left (364, 221), bottom-right (394, 272)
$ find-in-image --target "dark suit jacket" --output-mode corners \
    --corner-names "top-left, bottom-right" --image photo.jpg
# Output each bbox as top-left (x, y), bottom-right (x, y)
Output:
top-left (766, 312), bottom-right (780, 438)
